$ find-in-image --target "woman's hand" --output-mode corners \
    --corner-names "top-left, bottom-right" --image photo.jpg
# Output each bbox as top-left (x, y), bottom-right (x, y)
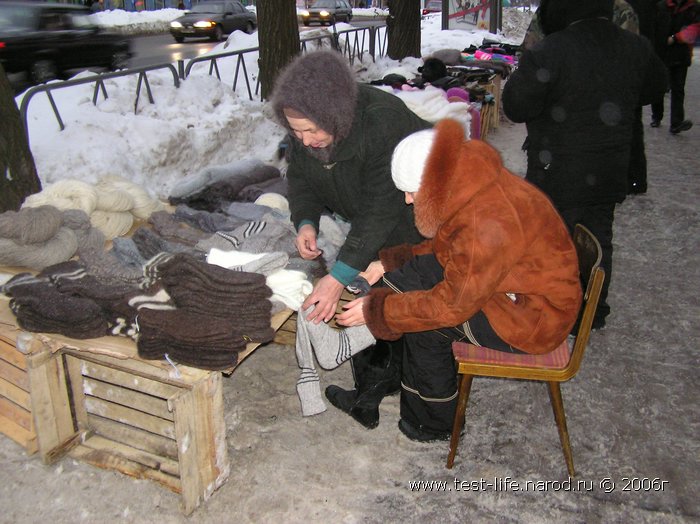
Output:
top-left (301, 274), bottom-right (344, 324)
top-left (336, 296), bottom-right (368, 327)
top-left (359, 260), bottom-right (385, 286)
top-left (295, 224), bottom-right (322, 260)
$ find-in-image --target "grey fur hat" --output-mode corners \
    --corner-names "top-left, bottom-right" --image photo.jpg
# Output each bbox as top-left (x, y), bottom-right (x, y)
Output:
top-left (271, 50), bottom-right (358, 144)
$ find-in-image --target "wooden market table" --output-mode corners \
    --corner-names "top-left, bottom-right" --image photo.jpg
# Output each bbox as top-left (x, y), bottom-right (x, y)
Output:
top-left (0, 291), bottom-right (292, 515)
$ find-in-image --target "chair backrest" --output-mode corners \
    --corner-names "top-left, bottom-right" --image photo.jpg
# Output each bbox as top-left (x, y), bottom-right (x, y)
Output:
top-left (568, 224), bottom-right (605, 373)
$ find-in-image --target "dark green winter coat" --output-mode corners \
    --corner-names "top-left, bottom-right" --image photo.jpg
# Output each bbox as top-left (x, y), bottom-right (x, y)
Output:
top-left (286, 84), bottom-right (430, 284)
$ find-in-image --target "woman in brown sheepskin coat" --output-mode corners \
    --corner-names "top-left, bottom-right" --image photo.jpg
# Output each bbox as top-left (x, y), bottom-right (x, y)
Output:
top-left (336, 118), bottom-right (582, 441)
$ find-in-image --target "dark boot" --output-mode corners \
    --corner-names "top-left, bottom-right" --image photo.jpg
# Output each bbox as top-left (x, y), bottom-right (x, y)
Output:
top-left (324, 339), bottom-right (402, 429)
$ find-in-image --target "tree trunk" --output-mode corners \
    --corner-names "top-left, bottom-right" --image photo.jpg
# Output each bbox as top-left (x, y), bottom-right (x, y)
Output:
top-left (257, 0), bottom-right (301, 100)
top-left (0, 65), bottom-right (41, 213)
top-left (387, 0), bottom-right (421, 60)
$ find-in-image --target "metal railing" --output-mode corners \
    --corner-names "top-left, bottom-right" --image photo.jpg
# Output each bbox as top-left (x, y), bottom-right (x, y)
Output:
top-left (19, 24), bottom-right (387, 140)
top-left (19, 63), bottom-right (180, 145)
top-left (184, 23), bottom-right (387, 100)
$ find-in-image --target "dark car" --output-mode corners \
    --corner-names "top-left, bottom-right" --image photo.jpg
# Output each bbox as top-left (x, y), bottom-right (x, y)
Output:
top-left (300, 0), bottom-right (353, 26)
top-left (0, 2), bottom-right (132, 84)
top-left (169, 0), bottom-right (256, 43)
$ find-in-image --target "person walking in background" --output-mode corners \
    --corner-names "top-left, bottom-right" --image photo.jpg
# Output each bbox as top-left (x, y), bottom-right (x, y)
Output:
top-left (651, 0), bottom-right (700, 134)
top-left (502, 0), bottom-right (667, 330)
top-left (627, 0), bottom-right (660, 194)
top-left (270, 50), bottom-right (431, 430)
top-left (520, 0), bottom-right (656, 195)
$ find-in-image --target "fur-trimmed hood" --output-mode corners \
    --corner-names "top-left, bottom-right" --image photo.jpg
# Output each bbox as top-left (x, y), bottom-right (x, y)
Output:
top-left (270, 50), bottom-right (358, 145)
top-left (413, 119), bottom-right (502, 238)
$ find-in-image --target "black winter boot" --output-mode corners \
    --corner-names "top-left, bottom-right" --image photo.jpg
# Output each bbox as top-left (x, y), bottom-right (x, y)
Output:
top-left (324, 339), bottom-right (402, 429)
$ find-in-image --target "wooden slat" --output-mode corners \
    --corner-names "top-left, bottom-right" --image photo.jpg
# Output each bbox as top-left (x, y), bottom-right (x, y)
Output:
top-left (79, 358), bottom-right (181, 400)
top-left (64, 355), bottom-right (89, 429)
top-left (0, 337), bottom-right (26, 370)
top-left (26, 345), bottom-right (77, 463)
top-left (78, 434), bottom-right (180, 477)
top-left (83, 376), bottom-right (174, 421)
top-left (0, 376), bottom-right (30, 410)
top-left (172, 372), bottom-right (229, 516)
top-left (0, 412), bottom-right (37, 454)
top-left (84, 396), bottom-right (176, 439)
top-left (69, 443), bottom-right (181, 494)
top-left (0, 358), bottom-right (29, 391)
top-left (273, 330), bottom-right (296, 346)
top-left (0, 395), bottom-right (32, 431)
top-left (232, 308), bottom-right (294, 368)
top-left (88, 414), bottom-right (178, 460)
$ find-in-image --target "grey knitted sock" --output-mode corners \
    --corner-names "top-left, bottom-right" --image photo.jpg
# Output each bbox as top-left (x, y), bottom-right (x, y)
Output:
top-left (295, 311), bottom-right (326, 416)
top-left (298, 306), bottom-right (376, 370)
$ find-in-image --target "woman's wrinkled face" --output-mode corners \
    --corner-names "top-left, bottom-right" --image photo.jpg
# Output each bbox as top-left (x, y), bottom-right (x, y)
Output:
top-left (286, 115), bottom-right (334, 149)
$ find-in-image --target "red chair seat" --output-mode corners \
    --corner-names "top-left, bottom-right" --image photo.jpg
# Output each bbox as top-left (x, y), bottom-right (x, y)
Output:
top-left (452, 338), bottom-right (572, 370)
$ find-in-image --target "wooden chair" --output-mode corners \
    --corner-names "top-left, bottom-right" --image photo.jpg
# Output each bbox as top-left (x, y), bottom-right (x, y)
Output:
top-left (446, 224), bottom-right (605, 476)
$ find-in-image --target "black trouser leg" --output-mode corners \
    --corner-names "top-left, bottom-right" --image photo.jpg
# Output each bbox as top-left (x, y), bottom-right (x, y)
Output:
top-left (558, 204), bottom-right (615, 327)
top-left (627, 106), bottom-right (647, 194)
top-left (669, 65), bottom-right (688, 128)
top-left (651, 97), bottom-right (664, 123)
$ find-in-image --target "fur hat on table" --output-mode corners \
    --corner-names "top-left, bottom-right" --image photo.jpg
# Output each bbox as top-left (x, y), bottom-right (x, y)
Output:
top-left (270, 50), bottom-right (358, 145)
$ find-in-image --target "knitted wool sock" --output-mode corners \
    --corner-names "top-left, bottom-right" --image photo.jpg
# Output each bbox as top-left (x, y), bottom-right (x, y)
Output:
top-left (294, 314), bottom-right (327, 416)
top-left (298, 306), bottom-right (376, 370)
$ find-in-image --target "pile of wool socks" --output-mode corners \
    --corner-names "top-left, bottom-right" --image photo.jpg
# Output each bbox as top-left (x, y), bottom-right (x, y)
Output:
top-left (138, 252), bottom-right (275, 370)
top-left (2, 253), bottom-right (276, 371)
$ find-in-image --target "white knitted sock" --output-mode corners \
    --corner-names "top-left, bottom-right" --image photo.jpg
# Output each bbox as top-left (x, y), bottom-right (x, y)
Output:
top-left (295, 313), bottom-right (327, 416)
top-left (299, 307), bottom-right (376, 370)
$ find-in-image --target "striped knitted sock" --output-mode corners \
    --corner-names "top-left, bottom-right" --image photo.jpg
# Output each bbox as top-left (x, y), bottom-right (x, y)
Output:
top-left (299, 306), bottom-right (376, 370)
top-left (294, 310), bottom-right (326, 416)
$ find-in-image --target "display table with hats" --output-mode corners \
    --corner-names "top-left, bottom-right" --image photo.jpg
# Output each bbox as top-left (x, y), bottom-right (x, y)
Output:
top-left (0, 282), bottom-right (292, 515)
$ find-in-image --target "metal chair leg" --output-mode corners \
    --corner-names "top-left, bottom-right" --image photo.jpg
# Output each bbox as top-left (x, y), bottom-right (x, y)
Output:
top-left (446, 374), bottom-right (473, 469)
top-left (548, 381), bottom-right (575, 477)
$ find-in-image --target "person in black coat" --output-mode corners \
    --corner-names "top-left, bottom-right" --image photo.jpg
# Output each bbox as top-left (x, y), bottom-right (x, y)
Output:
top-left (650, 0), bottom-right (700, 134)
top-left (502, 0), bottom-right (668, 330)
top-left (627, 0), bottom-right (661, 194)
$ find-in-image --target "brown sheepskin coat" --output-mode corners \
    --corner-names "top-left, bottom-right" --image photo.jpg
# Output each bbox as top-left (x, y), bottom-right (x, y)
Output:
top-left (364, 119), bottom-right (582, 354)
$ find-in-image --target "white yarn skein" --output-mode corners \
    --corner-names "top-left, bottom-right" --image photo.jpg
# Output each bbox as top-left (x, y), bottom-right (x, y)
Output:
top-left (90, 210), bottom-right (134, 239)
top-left (96, 189), bottom-right (136, 212)
top-left (97, 175), bottom-right (164, 219)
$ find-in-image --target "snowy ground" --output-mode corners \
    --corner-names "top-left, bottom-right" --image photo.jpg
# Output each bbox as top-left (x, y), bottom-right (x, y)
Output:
top-left (2, 8), bottom-right (698, 523)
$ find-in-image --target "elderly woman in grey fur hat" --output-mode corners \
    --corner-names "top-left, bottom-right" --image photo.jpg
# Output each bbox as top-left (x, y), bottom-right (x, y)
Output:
top-left (271, 50), bottom-right (431, 430)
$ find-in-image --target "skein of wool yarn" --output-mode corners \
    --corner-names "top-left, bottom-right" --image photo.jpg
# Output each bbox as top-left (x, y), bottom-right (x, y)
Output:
top-left (96, 188), bottom-right (136, 213)
top-left (0, 206), bottom-right (63, 245)
top-left (96, 175), bottom-right (164, 220)
top-left (90, 210), bottom-right (134, 240)
top-left (0, 228), bottom-right (79, 270)
top-left (22, 179), bottom-right (99, 216)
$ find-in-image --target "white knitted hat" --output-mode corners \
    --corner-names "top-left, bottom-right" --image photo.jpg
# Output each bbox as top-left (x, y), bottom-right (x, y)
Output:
top-left (391, 129), bottom-right (436, 193)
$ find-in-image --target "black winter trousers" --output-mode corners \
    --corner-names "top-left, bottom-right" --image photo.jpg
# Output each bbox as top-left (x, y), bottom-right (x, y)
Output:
top-left (651, 64), bottom-right (689, 128)
top-left (558, 203), bottom-right (616, 327)
top-left (383, 254), bottom-right (520, 433)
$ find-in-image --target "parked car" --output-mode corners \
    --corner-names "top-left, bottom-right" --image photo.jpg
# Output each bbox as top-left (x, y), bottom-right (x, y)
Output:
top-left (169, 0), bottom-right (256, 43)
top-left (0, 2), bottom-right (132, 84)
top-left (299, 0), bottom-right (353, 26)
top-left (422, 0), bottom-right (442, 15)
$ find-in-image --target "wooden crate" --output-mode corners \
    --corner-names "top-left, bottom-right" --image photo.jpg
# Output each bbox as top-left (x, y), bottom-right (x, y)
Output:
top-left (0, 300), bottom-right (292, 515)
top-left (0, 312), bottom-right (39, 455)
